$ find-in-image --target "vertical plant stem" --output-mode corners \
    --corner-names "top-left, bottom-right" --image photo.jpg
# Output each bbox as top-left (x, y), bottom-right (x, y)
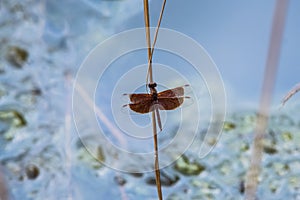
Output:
top-left (146, 0), bottom-right (167, 84)
top-left (0, 166), bottom-right (8, 200)
top-left (150, 0), bottom-right (167, 58)
top-left (244, 0), bottom-right (289, 199)
top-left (64, 72), bottom-right (73, 200)
top-left (143, 0), bottom-right (163, 199)
top-left (152, 110), bottom-right (163, 200)
top-left (143, 0), bottom-right (153, 83)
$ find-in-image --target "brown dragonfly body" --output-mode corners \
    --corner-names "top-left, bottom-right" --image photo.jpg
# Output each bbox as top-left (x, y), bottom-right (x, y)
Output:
top-left (124, 82), bottom-right (188, 131)
top-left (126, 83), bottom-right (187, 114)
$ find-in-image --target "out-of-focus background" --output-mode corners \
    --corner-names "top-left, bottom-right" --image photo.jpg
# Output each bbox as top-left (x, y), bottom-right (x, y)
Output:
top-left (1, 0), bottom-right (300, 199)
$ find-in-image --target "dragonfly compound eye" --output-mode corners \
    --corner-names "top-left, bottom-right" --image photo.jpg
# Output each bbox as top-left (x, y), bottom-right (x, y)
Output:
top-left (148, 82), bottom-right (157, 89)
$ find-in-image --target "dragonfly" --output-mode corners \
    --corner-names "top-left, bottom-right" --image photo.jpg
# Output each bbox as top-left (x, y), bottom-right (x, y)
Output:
top-left (123, 82), bottom-right (190, 131)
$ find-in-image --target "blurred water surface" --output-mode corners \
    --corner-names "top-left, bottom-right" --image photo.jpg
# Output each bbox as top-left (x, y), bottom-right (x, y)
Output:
top-left (1, 1), bottom-right (300, 200)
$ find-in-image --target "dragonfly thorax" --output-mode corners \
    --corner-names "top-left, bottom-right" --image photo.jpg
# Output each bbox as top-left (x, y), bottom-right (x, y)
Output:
top-left (152, 92), bottom-right (158, 101)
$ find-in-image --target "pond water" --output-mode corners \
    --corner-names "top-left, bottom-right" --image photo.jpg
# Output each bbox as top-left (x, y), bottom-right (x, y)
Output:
top-left (1, 0), bottom-right (300, 200)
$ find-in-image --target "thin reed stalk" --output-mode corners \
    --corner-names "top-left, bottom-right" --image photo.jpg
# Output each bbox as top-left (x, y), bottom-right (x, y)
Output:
top-left (146, 0), bottom-right (167, 85)
top-left (244, 0), bottom-right (289, 199)
top-left (64, 72), bottom-right (73, 200)
top-left (281, 83), bottom-right (300, 106)
top-left (143, 1), bottom-right (167, 199)
top-left (69, 77), bottom-right (127, 147)
top-left (0, 167), bottom-right (8, 200)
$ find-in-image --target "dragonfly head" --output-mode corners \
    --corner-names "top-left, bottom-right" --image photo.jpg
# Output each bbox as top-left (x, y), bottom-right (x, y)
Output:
top-left (148, 82), bottom-right (157, 89)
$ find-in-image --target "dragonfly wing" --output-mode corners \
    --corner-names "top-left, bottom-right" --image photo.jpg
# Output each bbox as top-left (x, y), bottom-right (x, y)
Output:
top-left (157, 97), bottom-right (184, 110)
top-left (156, 85), bottom-right (189, 110)
top-left (157, 86), bottom-right (184, 98)
top-left (124, 84), bottom-right (190, 113)
top-left (128, 99), bottom-right (154, 114)
top-left (128, 93), bottom-right (152, 103)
